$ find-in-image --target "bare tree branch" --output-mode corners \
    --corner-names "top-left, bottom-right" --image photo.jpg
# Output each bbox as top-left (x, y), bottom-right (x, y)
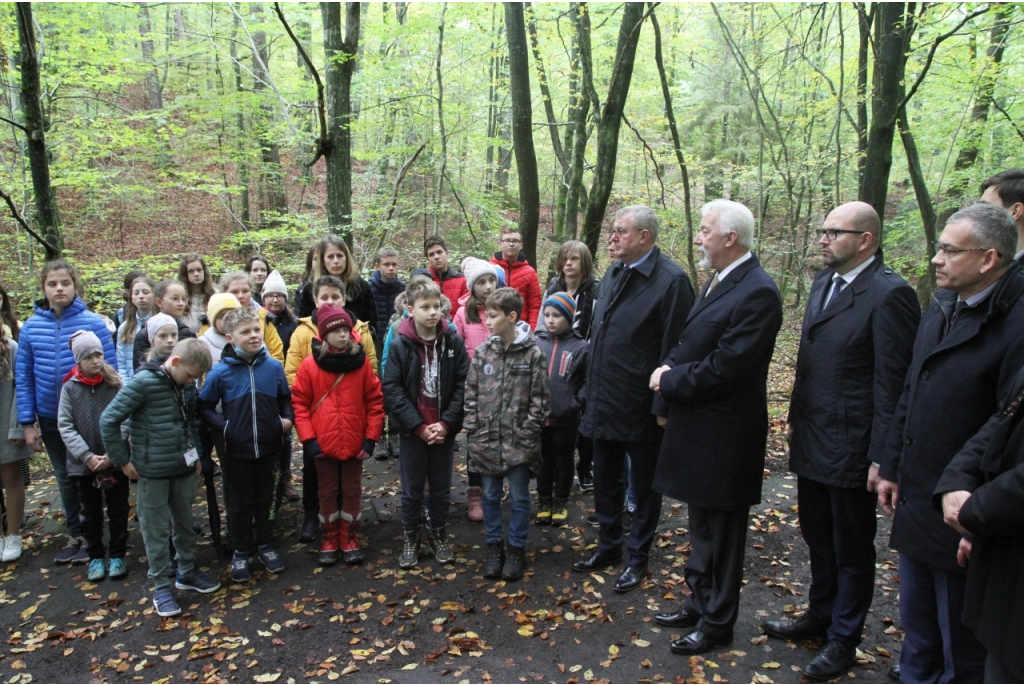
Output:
top-left (273, 2), bottom-right (329, 165)
top-left (0, 186), bottom-right (53, 251)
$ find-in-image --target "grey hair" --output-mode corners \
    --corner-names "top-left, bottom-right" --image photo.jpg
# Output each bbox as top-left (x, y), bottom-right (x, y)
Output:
top-left (701, 199), bottom-right (755, 249)
top-left (949, 202), bottom-right (1017, 267)
top-left (616, 205), bottom-right (659, 242)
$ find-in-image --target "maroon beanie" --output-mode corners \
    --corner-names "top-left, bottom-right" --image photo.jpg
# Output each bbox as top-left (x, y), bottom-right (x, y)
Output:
top-left (317, 303), bottom-right (353, 340)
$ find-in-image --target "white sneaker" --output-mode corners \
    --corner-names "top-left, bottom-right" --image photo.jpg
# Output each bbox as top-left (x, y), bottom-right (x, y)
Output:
top-left (1, 534), bottom-right (23, 562)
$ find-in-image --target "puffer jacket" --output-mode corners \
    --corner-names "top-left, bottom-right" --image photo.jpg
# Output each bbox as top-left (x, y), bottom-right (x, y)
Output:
top-left (535, 328), bottom-right (588, 426)
top-left (197, 346), bottom-right (293, 460)
top-left (490, 252), bottom-right (542, 331)
top-left (133, 316), bottom-right (196, 371)
top-left (198, 327), bottom-right (229, 365)
top-left (293, 340), bottom-right (384, 460)
top-left (367, 271), bottom-right (406, 346)
top-left (266, 307), bottom-right (299, 358)
top-left (464, 321), bottom-right (550, 476)
top-left (285, 308), bottom-right (378, 385)
top-left (452, 292), bottom-right (490, 360)
top-left (430, 266), bottom-right (469, 320)
top-left (57, 371), bottom-right (125, 477)
top-left (16, 297), bottom-right (117, 423)
top-left (115, 312), bottom-right (151, 380)
top-left (100, 360), bottom-right (199, 479)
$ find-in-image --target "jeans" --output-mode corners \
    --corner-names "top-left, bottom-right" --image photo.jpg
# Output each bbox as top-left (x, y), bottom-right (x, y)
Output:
top-left (538, 426), bottom-right (577, 500)
top-left (137, 472), bottom-right (197, 590)
top-left (38, 416), bottom-right (81, 537)
top-left (481, 464), bottom-right (531, 548)
top-left (316, 457), bottom-right (363, 521)
top-left (221, 451), bottom-right (275, 553)
top-left (74, 471), bottom-right (130, 559)
top-left (398, 435), bottom-right (454, 531)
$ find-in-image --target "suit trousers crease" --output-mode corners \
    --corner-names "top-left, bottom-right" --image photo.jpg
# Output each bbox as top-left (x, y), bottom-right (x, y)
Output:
top-left (682, 504), bottom-right (749, 638)
top-left (593, 439), bottom-right (662, 567)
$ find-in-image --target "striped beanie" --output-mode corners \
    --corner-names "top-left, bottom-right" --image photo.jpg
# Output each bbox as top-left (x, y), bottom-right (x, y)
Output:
top-left (543, 292), bottom-right (576, 321)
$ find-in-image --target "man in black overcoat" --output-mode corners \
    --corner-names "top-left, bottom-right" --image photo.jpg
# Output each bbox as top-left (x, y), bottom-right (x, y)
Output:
top-left (649, 199), bottom-right (783, 656)
top-left (761, 202), bottom-right (920, 679)
top-left (876, 203), bottom-right (1024, 683)
top-left (573, 205), bottom-right (694, 593)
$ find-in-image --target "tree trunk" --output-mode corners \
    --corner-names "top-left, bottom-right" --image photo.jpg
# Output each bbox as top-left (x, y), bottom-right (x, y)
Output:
top-left (855, 3), bottom-right (873, 192)
top-left (504, 3), bottom-right (540, 266)
top-left (562, 2), bottom-right (591, 239)
top-left (433, 3), bottom-right (448, 235)
top-left (251, 3), bottom-right (288, 216)
top-left (16, 2), bottom-right (61, 259)
top-left (137, 3), bottom-right (162, 110)
top-left (897, 106), bottom-right (938, 307)
top-left (580, 2), bottom-right (646, 258)
top-left (321, 2), bottom-right (360, 238)
top-left (231, 12), bottom-right (250, 228)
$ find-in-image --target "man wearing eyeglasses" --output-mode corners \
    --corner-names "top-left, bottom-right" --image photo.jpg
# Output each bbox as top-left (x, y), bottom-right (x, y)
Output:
top-left (875, 203), bottom-right (1024, 683)
top-left (491, 228), bottom-right (542, 331)
top-left (762, 201), bottom-right (919, 679)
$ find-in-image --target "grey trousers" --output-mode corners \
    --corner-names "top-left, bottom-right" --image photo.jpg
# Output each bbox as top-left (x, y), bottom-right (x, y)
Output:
top-left (137, 472), bottom-right (197, 590)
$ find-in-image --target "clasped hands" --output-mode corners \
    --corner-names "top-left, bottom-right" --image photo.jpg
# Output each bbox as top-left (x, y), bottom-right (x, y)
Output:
top-left (417, 422), bottom-right (449, 446)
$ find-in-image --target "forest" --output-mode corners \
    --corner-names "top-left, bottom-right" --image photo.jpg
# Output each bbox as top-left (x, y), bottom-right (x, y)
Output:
top-left (0, 2), bottom-right (1020, 315)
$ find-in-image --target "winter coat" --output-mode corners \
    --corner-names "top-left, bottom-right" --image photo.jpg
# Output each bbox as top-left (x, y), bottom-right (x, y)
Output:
top-left (380, 312), bottom-right (406, 376)
top-left (266, 307), bottom-right (299, 359)
top-left (133, 317), bottom-right (196, 371)
top-left (430, 266), bottom-right (469, 320)
top-left (293, 341), bottom-right (384, 460)
top-left (57, 372), bottom-right (125, 477)
top-left (115, 313), bottom-right (151, 380)
top-left (16, 297), bottom-right (117, 423)
top-left (100, 360), bottom-right (200, 479)
top-left (934, 363), bottom-right (1024, 680)
top-left (197, 346), bottom-right (293, 460)
top-left (490, 252), bottom-right (542, 331)
top-left (382, 317), bottom-right (469, 435)
top-left (452, 293), bottom-right (490, 360)
top-left (367, 272), bottom-right (406, 346)
top-left (296, 277), bottom-right (376, 338)
top-left (535, 328), bottom-right (588, 427)
top-left (199, 327), bottom-right (229, 365)
top-left (285, 310), bottom-right (378, 386)
top-left (1, 340), bottom-right (32, 465)
top-left (878, 264), bottom-right (1024, 573)
top-left (538, 277), bottom-right (600, 341)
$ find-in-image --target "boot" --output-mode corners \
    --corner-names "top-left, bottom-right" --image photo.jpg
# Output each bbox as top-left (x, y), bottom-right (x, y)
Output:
top-left (483, 541), bottom-right (505, 579)
top-left (299, 511), bottom-right (319, 543)
top-left (317, 514), bottom-right (340, 566)
top-left (535, 498), bottom-right (553, 526)
top-left (373, 441), bottom-right (390, 461)
top-left (428, 526), bottom-right (454, 564)
top-left (387, 435), bottom-right (400, 459)
top-left (282, 473), bottom-right (301, 502)
top-left (399, 529), bottom-right (421, 569)
top-left (340, 513), bottom-right (364, 565)
top-left (502, 545), bottom-right (526, 581)
top-left (466, 487), bottom-right (484, 522)
top-left (551, 499), bottom-right (569, 527)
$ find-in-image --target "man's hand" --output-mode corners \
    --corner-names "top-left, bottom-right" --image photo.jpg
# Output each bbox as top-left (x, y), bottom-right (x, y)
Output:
top-left (281, 418), bottom-right (293, 433)
top-left (786, 423), bottom-right (794, 445)
top-left (23, 426), bottom-right (45, 453)
top-left (957, 537), bottom-right (972, 568)
top-left (656, 415), bottom-right (667, 428)
top-left (121, 463), bottom-right (139, 480)
top-left (195, 460), bottom-right (203, 476)
top-left (941, 490), bottom-right (972, 535)
top-left (867, 464), bottom-right (881, 493)
top-left (649, 365), bottom-right (670, 393)
top-left (876, 478), bottom-right (899, 516)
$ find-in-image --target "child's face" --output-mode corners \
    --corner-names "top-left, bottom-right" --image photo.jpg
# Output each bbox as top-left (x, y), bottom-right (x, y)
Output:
top-left (43, 269), bottom-right (75, 310)
top-left (263, 291), bottom-right (286, 314)
top-left (225, 319), bottom-right (263, 355)
top-left (325, 326), bottom-right (352, 351)
top-left (473, 273), bottom-right (497, 301)
top-left (408, 296), bottom-right (442, 332)
top-left (561, 251), bottom-right (582, 281)
top-left (323, 244), bottom-right (347, 277)
top-left (152, 325), bottom-right (179, 356)
top-left (500, 232), bottom-right (523, 261)
top-left (157, 284), bottom-right (188, 318)
top-left (426, 245), bottom-right (448, 272)
top-left (131, 282), bottom-right (154, 313)
top-left (248, 260), bottom-right (269, 286)
top-left (165, 358), bottom-right (203, 385)
top-left (544, 306), bottom-right (571, 335)
top-left (79, 351), bottom-right (105, 377)
top-left (485, 307), bottom-right (516, 339)
top-left (315, 286), bottom-right (346, 309)
top-left (213, 311), bottom-right (229, 335)
top-left (186, 261), bottom-right (206, 285)
top-left (226, 279), bottom-right (252, 308)
top-left (377, 256), bottom-right (400, 282)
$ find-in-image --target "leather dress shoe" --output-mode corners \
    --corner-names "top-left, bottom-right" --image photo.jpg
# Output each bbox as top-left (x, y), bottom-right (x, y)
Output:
top-left (670, 629), bottom-right (732, 655)
top-left (572, 549), bottom-right (623, 572)
top-left (762, 614), bottom-right (830, 641)
top-left (655, 608), bottom-right (700, 628)
top-left (887, 661), bottom-right (900, 682)
top-left (803, 640), bottom-right (858, 681)
top-left (614, 564), bottom-right (648, 593)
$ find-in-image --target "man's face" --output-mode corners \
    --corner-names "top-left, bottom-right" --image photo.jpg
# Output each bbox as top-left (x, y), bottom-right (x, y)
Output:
top-left (500, 232), bottom-right (522, 261)
top-left (427, 245), bottom-right (449, 272)
top-left (932, 220), bottom-right (992, 294)
top-left (43, 269), bottom-right (75, 310)
top-left (981, 185), bottom-right (1024, 225)
top-left (378, 256), bottom-right (400, 282)
top-left (695, 212), bottom-right (731, 270)
top-left (315, 287), bottom-right (346, 309)
top-left (609, 216), bottom-right (646, 264)
top-left (819, 207), bottom-right (864, 270)
top-left (225, 319), bottom-right (263, 355)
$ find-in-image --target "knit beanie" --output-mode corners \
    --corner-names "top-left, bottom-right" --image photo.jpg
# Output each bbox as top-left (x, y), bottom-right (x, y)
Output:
top-left (317, 303), bottom-right (353, 340)
top-left (262, 270), bottom-right (288, 298)
top-left (494, 264), bottom-right (507, 287)
top-left (543, 292), bottom-right (576, 322)
top-left (461, 257), bottom-right (494, 293)
top-left (206, 293), bottom-right (242, 328)
top-left (68, 330), bottom-right (104, 363)
top-left (146, 313), bottom-right (177, 343)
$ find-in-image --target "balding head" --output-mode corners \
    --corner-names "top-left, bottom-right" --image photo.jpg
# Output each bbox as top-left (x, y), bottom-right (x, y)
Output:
top-left (819, 201), bottom-right (881, 275)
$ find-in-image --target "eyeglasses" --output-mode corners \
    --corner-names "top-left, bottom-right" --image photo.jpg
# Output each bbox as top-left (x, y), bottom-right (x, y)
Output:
top-left (262, 293), bottom-right (285, 300)
top-left (933, 242), bottom-right (996, 257)
top-left (501, 238), bottom-right (521, 245)
top-left (819, 228), bottom-right (867, 241)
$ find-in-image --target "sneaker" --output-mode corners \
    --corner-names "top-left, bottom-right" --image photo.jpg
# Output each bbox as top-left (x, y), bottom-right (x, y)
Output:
top-left (399, 530), bottom-right (420, 569)
top-left (551, 500), bottom-right (569, 527)
top-left (256, 545), bottom-right (285, 574)
top-left (428, 526), bottom-right (454, 564)
top-left (54, 535), bottom-right (82, 565)
top-left (71, 538), bottom-right (90, 565)
top-left (373, 441), bottom-right (390, 461)
top-left (1, 534), bottom-right (22, 562)
top-left (108, 558), bottom-right (128, 579)
top-left (535, 499), bottom-right (552, 526)
top-left (387, 436), bottom-right (400, 459)
top-left (586, 512), bottom-right (599, 528)
top-left (87, 558), bottom-right (106, 581)
top-left (175, 569), bottom-right (221, 593)
top-left (152, 588), bottom-right (181, 617)
top-left (283, 483), bottom-right (301, 502)
top-left (578, 474), bottom-right (594, 494)
top-left (231, 552), bottom-right (252, 582)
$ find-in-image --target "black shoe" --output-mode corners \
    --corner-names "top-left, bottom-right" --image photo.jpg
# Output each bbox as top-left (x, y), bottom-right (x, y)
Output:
top-left (572, 549), bottom-right (624, 572)
top-left (762, 615), bottom-right (830, 641)
top-left (614, 564), bottom-right (648, 593)
top-left (502, 545), bottom-right (526, 581)
top-left (428, 526), bottom-right (454, 564)
top-left (578, 474), bottom-right (594, 494)
top-left (655, 608), bottom-right (701, 628)
top-left (802, 640), bottom-right (857, 681)
top-left (670, 629), bottom-right (733, 655)
top-left (887, 662), bottom-right (900, 682)
top-left (483, 541), bottom-right (505, 579)
top-left (585, 512), bottom-right (599, 528)
top-left (299, 514), bottom-right (318, 543)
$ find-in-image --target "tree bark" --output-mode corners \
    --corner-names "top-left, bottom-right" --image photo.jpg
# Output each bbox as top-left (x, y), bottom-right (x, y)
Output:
top-left (250, 3), bottom-right (288, 215)
top-left (854, 3), bottom-right (873, 192)
top-left (504, 3), bottom-right (540, 265)
top-left (321, 2), bottom-right (360, 238)
top-left (562, 2), bottom-right (591, 239)
top-left (137, 3), bottom-right (163, 110)
top-left (230, 12), bottom-right (250, 228)
top-left (432, 3), bottom-right (448, 235)
top-left (897, 105), bottom-right (938, 307)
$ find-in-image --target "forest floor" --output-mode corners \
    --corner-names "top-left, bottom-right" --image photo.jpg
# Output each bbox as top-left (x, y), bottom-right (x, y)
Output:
top-left (0, 427), bottom-right (903, 685)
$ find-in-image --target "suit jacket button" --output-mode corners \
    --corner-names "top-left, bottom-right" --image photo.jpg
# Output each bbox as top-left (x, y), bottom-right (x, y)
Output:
top-left (905, 436), bottom-right (913, 445)
top-left (921, 370), bottom-right (931, 380)
top-left (899, 496), bottom-right (906, 505)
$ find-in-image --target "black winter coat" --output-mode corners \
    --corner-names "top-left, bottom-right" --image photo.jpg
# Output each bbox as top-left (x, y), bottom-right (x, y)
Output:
top-left (653, 255), bottom-right (782, 510)
top-left (879, 264), bottom-right (1024, 572)
top-left (788, 255), bottom-right (920, 488)
top-left (535, 329), bottom-right (588, 426)
top-left (580, 246), bottom-right (694, 443)
top-left (367, 272), bottom-right (406, 345)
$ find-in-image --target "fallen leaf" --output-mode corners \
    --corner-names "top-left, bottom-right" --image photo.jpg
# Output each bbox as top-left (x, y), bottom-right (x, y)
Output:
top-left (762, 661), bottom-right (781, 669)
top-left (253, 674), bottom-right (280, 683)
top-left (401, 663), bottom-right (417, 670)
top-left (633, 639), bottom-right (651, 648)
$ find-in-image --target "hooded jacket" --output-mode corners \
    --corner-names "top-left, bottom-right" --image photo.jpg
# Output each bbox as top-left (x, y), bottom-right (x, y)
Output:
top-left (115, 312), bottom-right (152, 380)
top-left (535, 328), bottom-right (588, 426)
top-left (197, 345), bottom-right (293, 460)
top-left (266, 307), bottom-right (299, 358)
top-left (293, 340), bottom-right (384, 460)
top-left (490, 252), bottom-right (542, 331)
top-left (367, 271), bottom-right (406, 345)
top-left (539, 277), bottom-right (600, 341)
top-left (284, 307), bottom-right (378, 386)
top-left (16, 297), bottom-right (117, 423)
top-left (464, 321), bottom-right (550, 477)
top-left (199, 327), bottom-right (229, 365)
top-left (58, 371), bottom-right (126, 478)
top-left (452, 292), bottom-right (490, 360)
top-left (430, 266), bottom-right (468, 320)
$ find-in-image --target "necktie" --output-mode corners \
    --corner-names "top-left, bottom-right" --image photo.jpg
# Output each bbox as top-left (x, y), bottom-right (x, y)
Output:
top-left (823, 275), bottom-right (843, 310)
top-left (612, 264), bottom-right (631, 299)
top-left (704, 273), bottom-right (720, 298)
top-left (945, 300), bottom-right (968, 338)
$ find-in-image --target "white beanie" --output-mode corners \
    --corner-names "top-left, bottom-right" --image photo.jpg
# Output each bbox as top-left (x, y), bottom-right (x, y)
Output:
top-left (461, 257), bottom-right (494, 294)
top-left (262, 270), bottom-right (288, 298)
top-left (146, 313), bottom-right (177, 343)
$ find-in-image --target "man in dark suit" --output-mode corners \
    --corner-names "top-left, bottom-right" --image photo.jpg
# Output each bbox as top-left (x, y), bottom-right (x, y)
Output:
top-left (761, 202), bottom-right (920, 679)
top-left (649, 199), bottom-right (783, 656)
top-left (573, 205), bottom-right (694, 593)
top-left (876, 203), bottom-right (1024, 683)
top-left (979, 168), bottom-right (1024, 264)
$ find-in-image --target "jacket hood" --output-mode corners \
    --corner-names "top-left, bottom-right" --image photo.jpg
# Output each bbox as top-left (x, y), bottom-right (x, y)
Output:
top-left (202, 327), bottom-right (228, 350)
top-left (310, 338), bottom-right (367, 374)
top-left (398, 314), bottom-right (450, 344)
top-left (483, 320), bottom-right (534, 353)
top-left (432, 265), bottom-right (463, 281)
top-left (492, 251), bottom-right (528, 265)
top-left (535, 326), bottom-right (582, 343)
top-left (221, 343), bottom-right (270, 366)
top-left (138, 358), bottom-right (168, 374)
top-left (34, 296), bottom-right (88, 320)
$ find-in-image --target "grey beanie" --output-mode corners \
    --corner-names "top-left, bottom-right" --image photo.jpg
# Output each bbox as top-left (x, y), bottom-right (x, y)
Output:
top-left (68, 330), bottom-right (104, 363)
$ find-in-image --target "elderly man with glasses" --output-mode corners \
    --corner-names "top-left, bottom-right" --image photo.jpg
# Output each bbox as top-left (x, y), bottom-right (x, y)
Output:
top-left (875, 202), bottom-right (1024, 683)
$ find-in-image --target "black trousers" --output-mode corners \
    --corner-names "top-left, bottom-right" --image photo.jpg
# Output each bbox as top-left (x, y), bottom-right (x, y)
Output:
top-left (798, 476), bottom-right (877, 647)
top-left (399, 435), bottom-right (455, 531)
top-left (682, 504), bottom-right (749, 638)
top-left (222, 451), bottom-right (276, 553)
top-left (538, 425), bottom-right (577, 500)
top-left (593, 438), bottom-right (662, 567)
top-left (73, 471), bottom-right (130, 559)
top-left (575, 435), bottom-right (593, 479)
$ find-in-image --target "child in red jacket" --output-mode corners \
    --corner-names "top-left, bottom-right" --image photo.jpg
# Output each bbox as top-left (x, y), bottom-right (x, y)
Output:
top-left (292, 305), bottom-right (384, 566)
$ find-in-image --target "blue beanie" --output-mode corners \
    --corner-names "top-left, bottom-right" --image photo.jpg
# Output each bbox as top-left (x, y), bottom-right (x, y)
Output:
top-left (543, 292), bottom-right (576, 322)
